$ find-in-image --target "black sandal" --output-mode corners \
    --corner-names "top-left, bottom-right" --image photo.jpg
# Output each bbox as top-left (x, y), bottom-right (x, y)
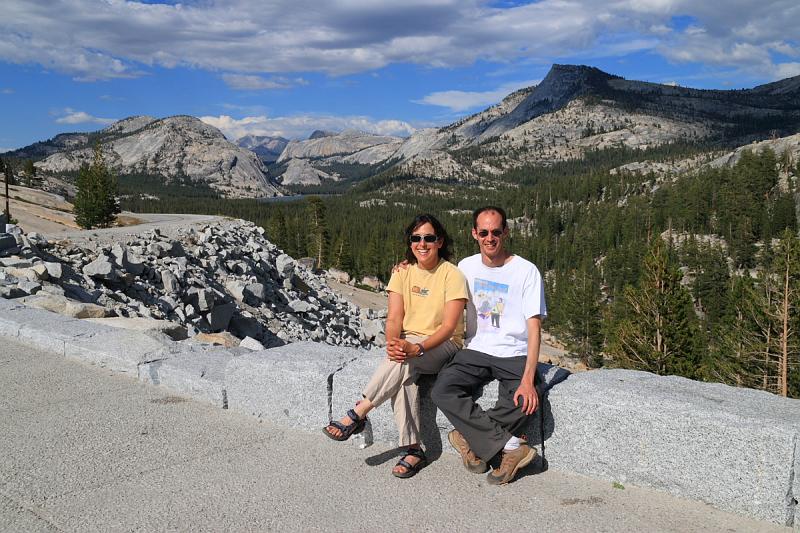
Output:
top-left (392, 447), bottom-right (427, 479)
top-left (322, 408), bottom-right (366, 441)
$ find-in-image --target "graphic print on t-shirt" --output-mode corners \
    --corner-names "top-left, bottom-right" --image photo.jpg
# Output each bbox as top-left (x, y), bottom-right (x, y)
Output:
top-left (474, 278), bottom-right (508, 332)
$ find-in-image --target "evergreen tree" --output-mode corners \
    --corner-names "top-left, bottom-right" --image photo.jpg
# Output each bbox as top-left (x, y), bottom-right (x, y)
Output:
top-left (73, 146), bottom-right (120, 229)
top-left (559, 264), bottom-right (604, 366)
top-left (606, 238), bottom-right (701, 377)
top-left (332, 233), bottom-right (354, 272)
top-left (306, 196), bottom-right (328, 269)
top-left (267, 209), bottom-right (289, 252)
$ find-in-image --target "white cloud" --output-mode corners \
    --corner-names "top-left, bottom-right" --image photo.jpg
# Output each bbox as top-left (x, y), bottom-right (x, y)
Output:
top-left (0, 0), bottom-right (798, 83)
top-left (1, 88), bottom-right (13, 94)
top-left (222, 74), bottom-right (308, 90)
top-left (55, 108), bottom-right (116, 125)
top-left (200, 114), bottom-right (416, 141)
top-left (774, 62), bottom-right (800, 79)
top-left (415, 80), bottom-right (539, 112)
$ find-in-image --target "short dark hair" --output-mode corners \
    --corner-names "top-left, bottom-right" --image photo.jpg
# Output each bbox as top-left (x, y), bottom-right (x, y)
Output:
top-left (404, 214), bottom-right (452, 263)
top-left (472, 206), bottom-right (507, 229)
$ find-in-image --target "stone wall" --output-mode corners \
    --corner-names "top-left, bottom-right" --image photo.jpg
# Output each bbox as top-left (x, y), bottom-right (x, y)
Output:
top-left (0, 297), bottom-right (797, 527)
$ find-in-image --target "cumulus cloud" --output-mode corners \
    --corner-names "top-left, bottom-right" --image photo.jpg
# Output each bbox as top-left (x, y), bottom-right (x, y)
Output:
top-left (200, 114), bottom-right (416, 141)
top-left (415, 79), bottom-right (540, 112)
top-left (55, 108), bottom-right (116, 125)
top-left (0, 0), bottom-right (798, 82)
top-left (222, 74), bottom-right (308, 90)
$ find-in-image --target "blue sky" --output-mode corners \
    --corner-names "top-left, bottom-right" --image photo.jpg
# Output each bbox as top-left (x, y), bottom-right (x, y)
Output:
top-left (1, 0), bottom-right (799, 152)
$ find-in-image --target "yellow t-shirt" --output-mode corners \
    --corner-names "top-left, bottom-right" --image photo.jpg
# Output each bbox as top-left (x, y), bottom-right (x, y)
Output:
top-left (386, 260), bottom-right (468, 348)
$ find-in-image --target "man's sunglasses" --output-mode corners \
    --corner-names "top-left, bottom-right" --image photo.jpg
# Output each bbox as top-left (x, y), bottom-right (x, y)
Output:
top-left (477, 229), bottom-right (504, 238)
top-left (410, 234), bottom-right (439, 243)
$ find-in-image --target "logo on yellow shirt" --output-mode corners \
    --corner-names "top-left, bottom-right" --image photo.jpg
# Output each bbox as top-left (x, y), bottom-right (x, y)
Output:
top-left (411, 285), bottom-right (429, 297)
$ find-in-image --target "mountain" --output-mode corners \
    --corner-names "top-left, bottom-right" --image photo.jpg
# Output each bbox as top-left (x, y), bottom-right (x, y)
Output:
top-left (386, 64), bottom-right (800, 182)
top-left (273, 129), bottom-right (404, 185)
top-left (235, 134), bottom-right (289, 163)
top-left (19, 116), bottom-right (282, 198)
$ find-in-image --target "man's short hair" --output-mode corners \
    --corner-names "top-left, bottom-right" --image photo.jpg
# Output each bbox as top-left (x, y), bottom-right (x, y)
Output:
top-left (472, 206), bottom-right (507, 229)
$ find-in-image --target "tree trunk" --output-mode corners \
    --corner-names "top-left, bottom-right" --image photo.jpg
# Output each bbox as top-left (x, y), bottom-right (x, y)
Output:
top-left (780, 257), bottom-right (790, 397)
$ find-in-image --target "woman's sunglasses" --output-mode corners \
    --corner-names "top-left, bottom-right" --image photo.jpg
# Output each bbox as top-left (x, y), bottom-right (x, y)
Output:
top-left (477, 229), bottom-right (504, 238)
top-left (410, 234), bottom-right (439, 243)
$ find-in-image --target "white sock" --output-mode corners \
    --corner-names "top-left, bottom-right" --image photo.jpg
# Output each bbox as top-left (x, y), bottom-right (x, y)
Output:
top-left (503, 436), bottom-right (521, 451)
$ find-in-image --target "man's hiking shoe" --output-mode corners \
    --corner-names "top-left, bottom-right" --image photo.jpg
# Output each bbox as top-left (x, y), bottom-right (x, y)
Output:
top-left (486, 444), bottom-right (537, 485)
top-left (448, 430), bottom-right (488, 474)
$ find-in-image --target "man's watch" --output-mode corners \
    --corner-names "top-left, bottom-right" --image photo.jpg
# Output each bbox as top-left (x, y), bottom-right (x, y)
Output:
top-left (415, 343), bottom-right (425, 357)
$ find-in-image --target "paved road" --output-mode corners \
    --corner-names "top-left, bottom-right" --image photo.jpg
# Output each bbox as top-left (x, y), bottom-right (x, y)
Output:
top-left (0, 340), bottom-right (788, 532)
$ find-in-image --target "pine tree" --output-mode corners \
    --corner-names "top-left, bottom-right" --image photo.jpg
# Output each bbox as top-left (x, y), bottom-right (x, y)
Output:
top-left (606, 237), bottom-right (701, 377)
top-left (559, 264), bottom-right (604, 366)
top-left (73, 146), bottom-right (120, 229)
top-left (267, 209), bottom-right (289, 252)
top-left (306, 196), bottom-right (328, 269)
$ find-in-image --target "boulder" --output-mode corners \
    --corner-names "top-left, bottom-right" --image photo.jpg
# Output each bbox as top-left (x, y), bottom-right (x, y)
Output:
top-left (193, 331), bottom-right (240, 348)
top-left (20, 294), bottom-right (107, 318)
top-left (83, 256), bottom-right (118, 281)
top-left (359, 276), bottom-right (383, 290)
top-left (326, 268), bottom-right (351, 284)
top-left (207, 302), bottom-right (236, 331)
top-left (275, 254), bottom-right (295, 277)
top-left (0, 233), bottom-right (16, 251)
top-left (239, 336), bottom-right (265, 351)
top-left (86, 317), bottom-right (188, 341)
top-left (243, 283), bottom-right (267, 304)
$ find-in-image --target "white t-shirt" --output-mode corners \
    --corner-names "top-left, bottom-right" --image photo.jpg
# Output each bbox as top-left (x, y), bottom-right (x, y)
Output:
top-left (458, 254), bottom-right (547, 358)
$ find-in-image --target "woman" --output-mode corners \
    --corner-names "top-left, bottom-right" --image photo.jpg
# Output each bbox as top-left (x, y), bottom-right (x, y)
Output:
top-left (323, 214), bottom-right (468, 478)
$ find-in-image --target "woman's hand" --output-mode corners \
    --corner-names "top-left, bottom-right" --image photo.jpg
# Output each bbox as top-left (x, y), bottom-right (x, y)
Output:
top-left (386, 338), bottom-right (420, 363)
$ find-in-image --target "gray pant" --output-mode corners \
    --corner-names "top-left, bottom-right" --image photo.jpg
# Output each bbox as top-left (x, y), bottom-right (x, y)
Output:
top-left (431, 349), bottom-right (536, 461)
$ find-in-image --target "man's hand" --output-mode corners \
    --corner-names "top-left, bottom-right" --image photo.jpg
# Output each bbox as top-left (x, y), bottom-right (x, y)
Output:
top-left (513, 379), bottom-right (539, 415)
top-left (391, 260), bottom-right (410, 274)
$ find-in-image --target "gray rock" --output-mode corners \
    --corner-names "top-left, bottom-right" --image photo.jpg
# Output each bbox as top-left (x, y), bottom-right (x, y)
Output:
top-left (275, 254), bottom-right (295, 277)
top-left (83, 256), bottom-right (118, 281)
top-left (190, 288), bottom-right (215, 312)
top-left (288, 299), bottom-right (312, 313)
top-left (161, 270), bottom-right (179, 293)
top-left (239, 336), bottom-right (265, 351)
top-left (544, 369), bottom-right (800, 526)
top-left (139, 346), bottom-right (233, 407)
top-left (225, 342), bottom-right (360, 428)
top-left (207, 302), bottom-right (236, 331)
top-left (43, 261), bottom-right (64, 280)
top-left (225, 280), bottom-right (246, 302)
top-left (229, 314), bottom-right (263, 339)
top-left (17, 280), bottom-right (42, 295)
top-left (243, 283), bottom-right (267, 304)
top-left (359, 276), bottom-right (383, 290)
top-left (0, 285), bottom-right (25, 298)
top-left (326, 268), bottom-right (351, 283)
top-left (86, 317), bottom-right (188, 341)
top-left (360, 318), bottom-right (384, 342)
top-left (0, 233), bottom-right (16, 251)
top-left (297, 257), bottom-right (315, 270)
top-left (20, 294), bottom-right (107, 318)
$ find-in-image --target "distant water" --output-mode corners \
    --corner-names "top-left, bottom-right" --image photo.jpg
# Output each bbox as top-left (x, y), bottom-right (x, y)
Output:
top-left (256, 194), bottom-right (338, 203)
top-left (255, 195), bottom-right (306, 203)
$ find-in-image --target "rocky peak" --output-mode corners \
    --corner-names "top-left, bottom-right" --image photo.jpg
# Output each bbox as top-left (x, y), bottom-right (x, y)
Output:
top-left (236, 135), bottom-right (289, 163)
top-left (309, 130), bottom-right (337, 140)
top-left (102, 115), bottom-right (157, 136)
top-left (32, 115), bottom-right (282, 198)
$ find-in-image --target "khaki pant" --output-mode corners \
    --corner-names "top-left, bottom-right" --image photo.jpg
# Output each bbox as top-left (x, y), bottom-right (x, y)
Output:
top-left (362, 335), bottom-right (458, 447)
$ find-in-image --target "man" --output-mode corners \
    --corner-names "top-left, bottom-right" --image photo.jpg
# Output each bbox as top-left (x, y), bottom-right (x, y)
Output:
top-left (431, 206), bottom-right (546, 485)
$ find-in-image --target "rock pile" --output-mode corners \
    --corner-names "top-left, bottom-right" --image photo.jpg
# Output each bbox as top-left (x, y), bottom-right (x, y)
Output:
top-left (0, 220), bottom-right (386, 349)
